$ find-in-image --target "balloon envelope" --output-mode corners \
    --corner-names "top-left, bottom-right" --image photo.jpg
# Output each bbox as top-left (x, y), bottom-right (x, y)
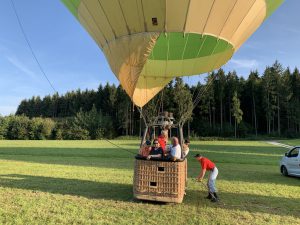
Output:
top-left (62, 0), bottom-right (285, 107)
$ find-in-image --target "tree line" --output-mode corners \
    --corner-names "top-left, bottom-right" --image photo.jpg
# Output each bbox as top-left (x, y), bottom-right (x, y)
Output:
top-left (0, 60), bottom-right (299, 140)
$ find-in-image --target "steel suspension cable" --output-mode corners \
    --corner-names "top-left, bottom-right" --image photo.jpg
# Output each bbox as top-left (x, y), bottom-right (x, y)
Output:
top-left (192, 73), bottom-right (216, 110)
top-left (10, 0), bottom-right (57, 93)
top-left (104, 139), bottom-right (136, 155)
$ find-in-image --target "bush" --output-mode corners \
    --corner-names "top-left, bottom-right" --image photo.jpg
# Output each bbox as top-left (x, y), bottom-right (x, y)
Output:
top-left (222, 123), bottom-right (235, 137)
top-left (0, 115), bottom-right (56, 140)
top-left (238, 121), bottom-right (251, 138)
top-left (52, 127), bottom-right (63, 140)
top-left (64, 127), bottom-right (90, 140)
top-left (284, 128), bottom-right (300, 139)
top-left (6, 115), bottom-right (30, 140)
top-left (0, 116), bottom-right (8, 139)
top-left (29, 117), bottom-right (55, 140)
top-left (73, 105), bottom-right (115, 139)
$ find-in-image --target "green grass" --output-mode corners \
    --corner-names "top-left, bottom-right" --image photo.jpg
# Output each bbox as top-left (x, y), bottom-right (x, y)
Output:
top-left (279, 139), bottom-right (300, 147)
top-left (0, 140), bottom-right (299, 224)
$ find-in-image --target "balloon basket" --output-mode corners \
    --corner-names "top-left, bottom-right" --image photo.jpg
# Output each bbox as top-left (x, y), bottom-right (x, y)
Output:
top-left (133, 158), bottom-right (187, 203)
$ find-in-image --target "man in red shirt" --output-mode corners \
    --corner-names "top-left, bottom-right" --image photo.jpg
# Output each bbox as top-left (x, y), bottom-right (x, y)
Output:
top-left (194, 154), bottom-right (219, 202)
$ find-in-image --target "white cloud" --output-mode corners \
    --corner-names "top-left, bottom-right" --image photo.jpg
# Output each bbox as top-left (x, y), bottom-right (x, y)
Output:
top-left (6, 55), bottom-right (37, 78)
top-left (229, 59), bottom-right (259, 69)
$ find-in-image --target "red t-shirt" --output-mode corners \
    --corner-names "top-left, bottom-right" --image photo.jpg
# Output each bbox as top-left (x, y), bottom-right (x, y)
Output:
top-left (158, 135), bottom-right (166, 152)
top-left (200, 157), bottom-right (215, 170)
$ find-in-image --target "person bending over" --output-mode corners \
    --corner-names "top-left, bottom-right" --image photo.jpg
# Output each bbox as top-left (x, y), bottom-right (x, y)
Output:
top-left (194, 154), bottom-right (219, 202)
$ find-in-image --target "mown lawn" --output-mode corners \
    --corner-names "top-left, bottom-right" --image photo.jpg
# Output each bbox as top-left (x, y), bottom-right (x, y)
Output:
top-left (0, 140), bottom-right (299, 224)
top-left (279, 139), bottom-right (300, 147)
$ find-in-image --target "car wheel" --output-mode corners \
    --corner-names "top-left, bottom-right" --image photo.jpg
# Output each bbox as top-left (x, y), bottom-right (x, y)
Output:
top-left (281, 166), bottom-right (288, 176)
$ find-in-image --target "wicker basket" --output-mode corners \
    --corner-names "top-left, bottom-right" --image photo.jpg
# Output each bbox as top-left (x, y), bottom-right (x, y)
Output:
top-left (133, 159), bottom-right (187, 203)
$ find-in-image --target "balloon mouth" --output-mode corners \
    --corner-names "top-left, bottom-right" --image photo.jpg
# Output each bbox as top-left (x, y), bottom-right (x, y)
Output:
top-left (103, 32), bottom-right (235, 107)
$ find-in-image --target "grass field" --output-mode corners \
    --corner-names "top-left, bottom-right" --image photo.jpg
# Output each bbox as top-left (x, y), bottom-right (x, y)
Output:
top-left (279, 139), bottom-right (300, 147)
top-left (0, 140), bottom-right (299, 225)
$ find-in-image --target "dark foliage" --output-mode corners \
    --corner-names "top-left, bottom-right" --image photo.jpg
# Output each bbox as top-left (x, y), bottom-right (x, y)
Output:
top-left (6, 61), bottom-right (300, 139)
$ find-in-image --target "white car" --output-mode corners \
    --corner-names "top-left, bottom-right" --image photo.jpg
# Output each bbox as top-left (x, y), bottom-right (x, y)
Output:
top-left (280, 146), bottom-right (300, 177)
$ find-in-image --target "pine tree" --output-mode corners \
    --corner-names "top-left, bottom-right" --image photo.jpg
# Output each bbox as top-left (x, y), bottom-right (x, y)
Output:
top-left (232, 91), bottom-right (243, 138)
top-left (262, 67), bottom-right (277, 134)
top-left (214, 69), bottom-right (226, 132)
top-left (271, 61), bottom-right (284, 135)
top-left (247, 71), bottom-right (260, 136)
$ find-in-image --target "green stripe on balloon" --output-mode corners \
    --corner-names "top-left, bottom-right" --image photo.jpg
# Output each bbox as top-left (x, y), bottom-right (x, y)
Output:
top-left (61, 0), bottom-right (81, 18)
top-left (149, 33), bottom-right (233, 61)
top-left (265, 0), bottom-right (285, 18)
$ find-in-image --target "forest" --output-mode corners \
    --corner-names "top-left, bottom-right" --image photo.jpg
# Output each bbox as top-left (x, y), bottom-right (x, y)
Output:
top-left (1, 61), bottom-right (300, 140)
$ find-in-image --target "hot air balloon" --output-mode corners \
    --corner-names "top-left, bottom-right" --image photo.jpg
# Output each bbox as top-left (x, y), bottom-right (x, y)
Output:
top-left (62, 0), bottom-right (284, 108)
top-left (61, 0), bottom-right (285, 204)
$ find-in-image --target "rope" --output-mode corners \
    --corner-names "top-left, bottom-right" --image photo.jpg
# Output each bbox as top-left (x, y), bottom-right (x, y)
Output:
top-left (160, 90), bottom-right (164, 113)
top-left (137, 107), bottom-right (148, 127)
top-left (190, 75), bottom-right (201, 98)
top-left (192, 82), bottom-right (202, 105)
top-left (192, 73), bottom-right (216, 110)
top-left (104, 139), bottom-right (136, 155)
top-left (157, 90), bottom-right (164, 116)
top-left (10, 0), bottom-right (57, 93)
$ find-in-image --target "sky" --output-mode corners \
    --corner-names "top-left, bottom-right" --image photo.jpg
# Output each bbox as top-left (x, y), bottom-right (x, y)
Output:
top-left (0, 0), bottom-right (299, 116)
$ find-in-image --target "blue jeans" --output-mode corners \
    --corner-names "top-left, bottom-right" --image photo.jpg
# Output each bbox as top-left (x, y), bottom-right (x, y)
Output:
top-left (207, 167), bottom-right (218, 193)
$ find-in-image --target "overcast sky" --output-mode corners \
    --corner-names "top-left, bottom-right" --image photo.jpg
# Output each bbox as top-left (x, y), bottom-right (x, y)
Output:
top-left (0, 0), bottom-right (298, 115)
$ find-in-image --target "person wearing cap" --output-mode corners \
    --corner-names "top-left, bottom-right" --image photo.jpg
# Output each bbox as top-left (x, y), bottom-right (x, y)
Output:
top-left (139, 140), bottom-right (152, 158)
top-left (182, 139), bottom-right (190, 158)
top-left (147, 139), bottom-right (163, 160)
top-left (194, 154), bottom-right (219, 202)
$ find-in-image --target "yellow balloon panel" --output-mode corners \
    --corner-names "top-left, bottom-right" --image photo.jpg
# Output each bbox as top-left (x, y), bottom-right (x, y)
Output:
top-left (103, 33), bottom-right (159, 99)
top-left (143, 48), bottom-right (234, 78)
top-left (133, 76), bottom-right (172, 107)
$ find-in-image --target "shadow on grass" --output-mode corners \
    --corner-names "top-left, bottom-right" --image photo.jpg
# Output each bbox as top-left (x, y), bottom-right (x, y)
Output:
top-left (0, 147), bottom-right (136, 169)
top-left (0, 174), bottom-right (298, 218)
top-left (0, 145), bottom-right (296, 187)
top-left (185, 189), bottom-right (300, 218)
top-left (0, 147), bottom-right (137, 158)
top-left (0, 144), bottom-right (285, 169)
top-left (0, 174), bottom-right (133, 201)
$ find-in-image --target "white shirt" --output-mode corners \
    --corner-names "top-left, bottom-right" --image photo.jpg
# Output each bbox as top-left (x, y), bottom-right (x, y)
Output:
top-left (171, 144), bottom-right (182, 159)
top-left (182, 144), bottom-right (189, 158)
top-left (183, 147), bottom-right (189, 158)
